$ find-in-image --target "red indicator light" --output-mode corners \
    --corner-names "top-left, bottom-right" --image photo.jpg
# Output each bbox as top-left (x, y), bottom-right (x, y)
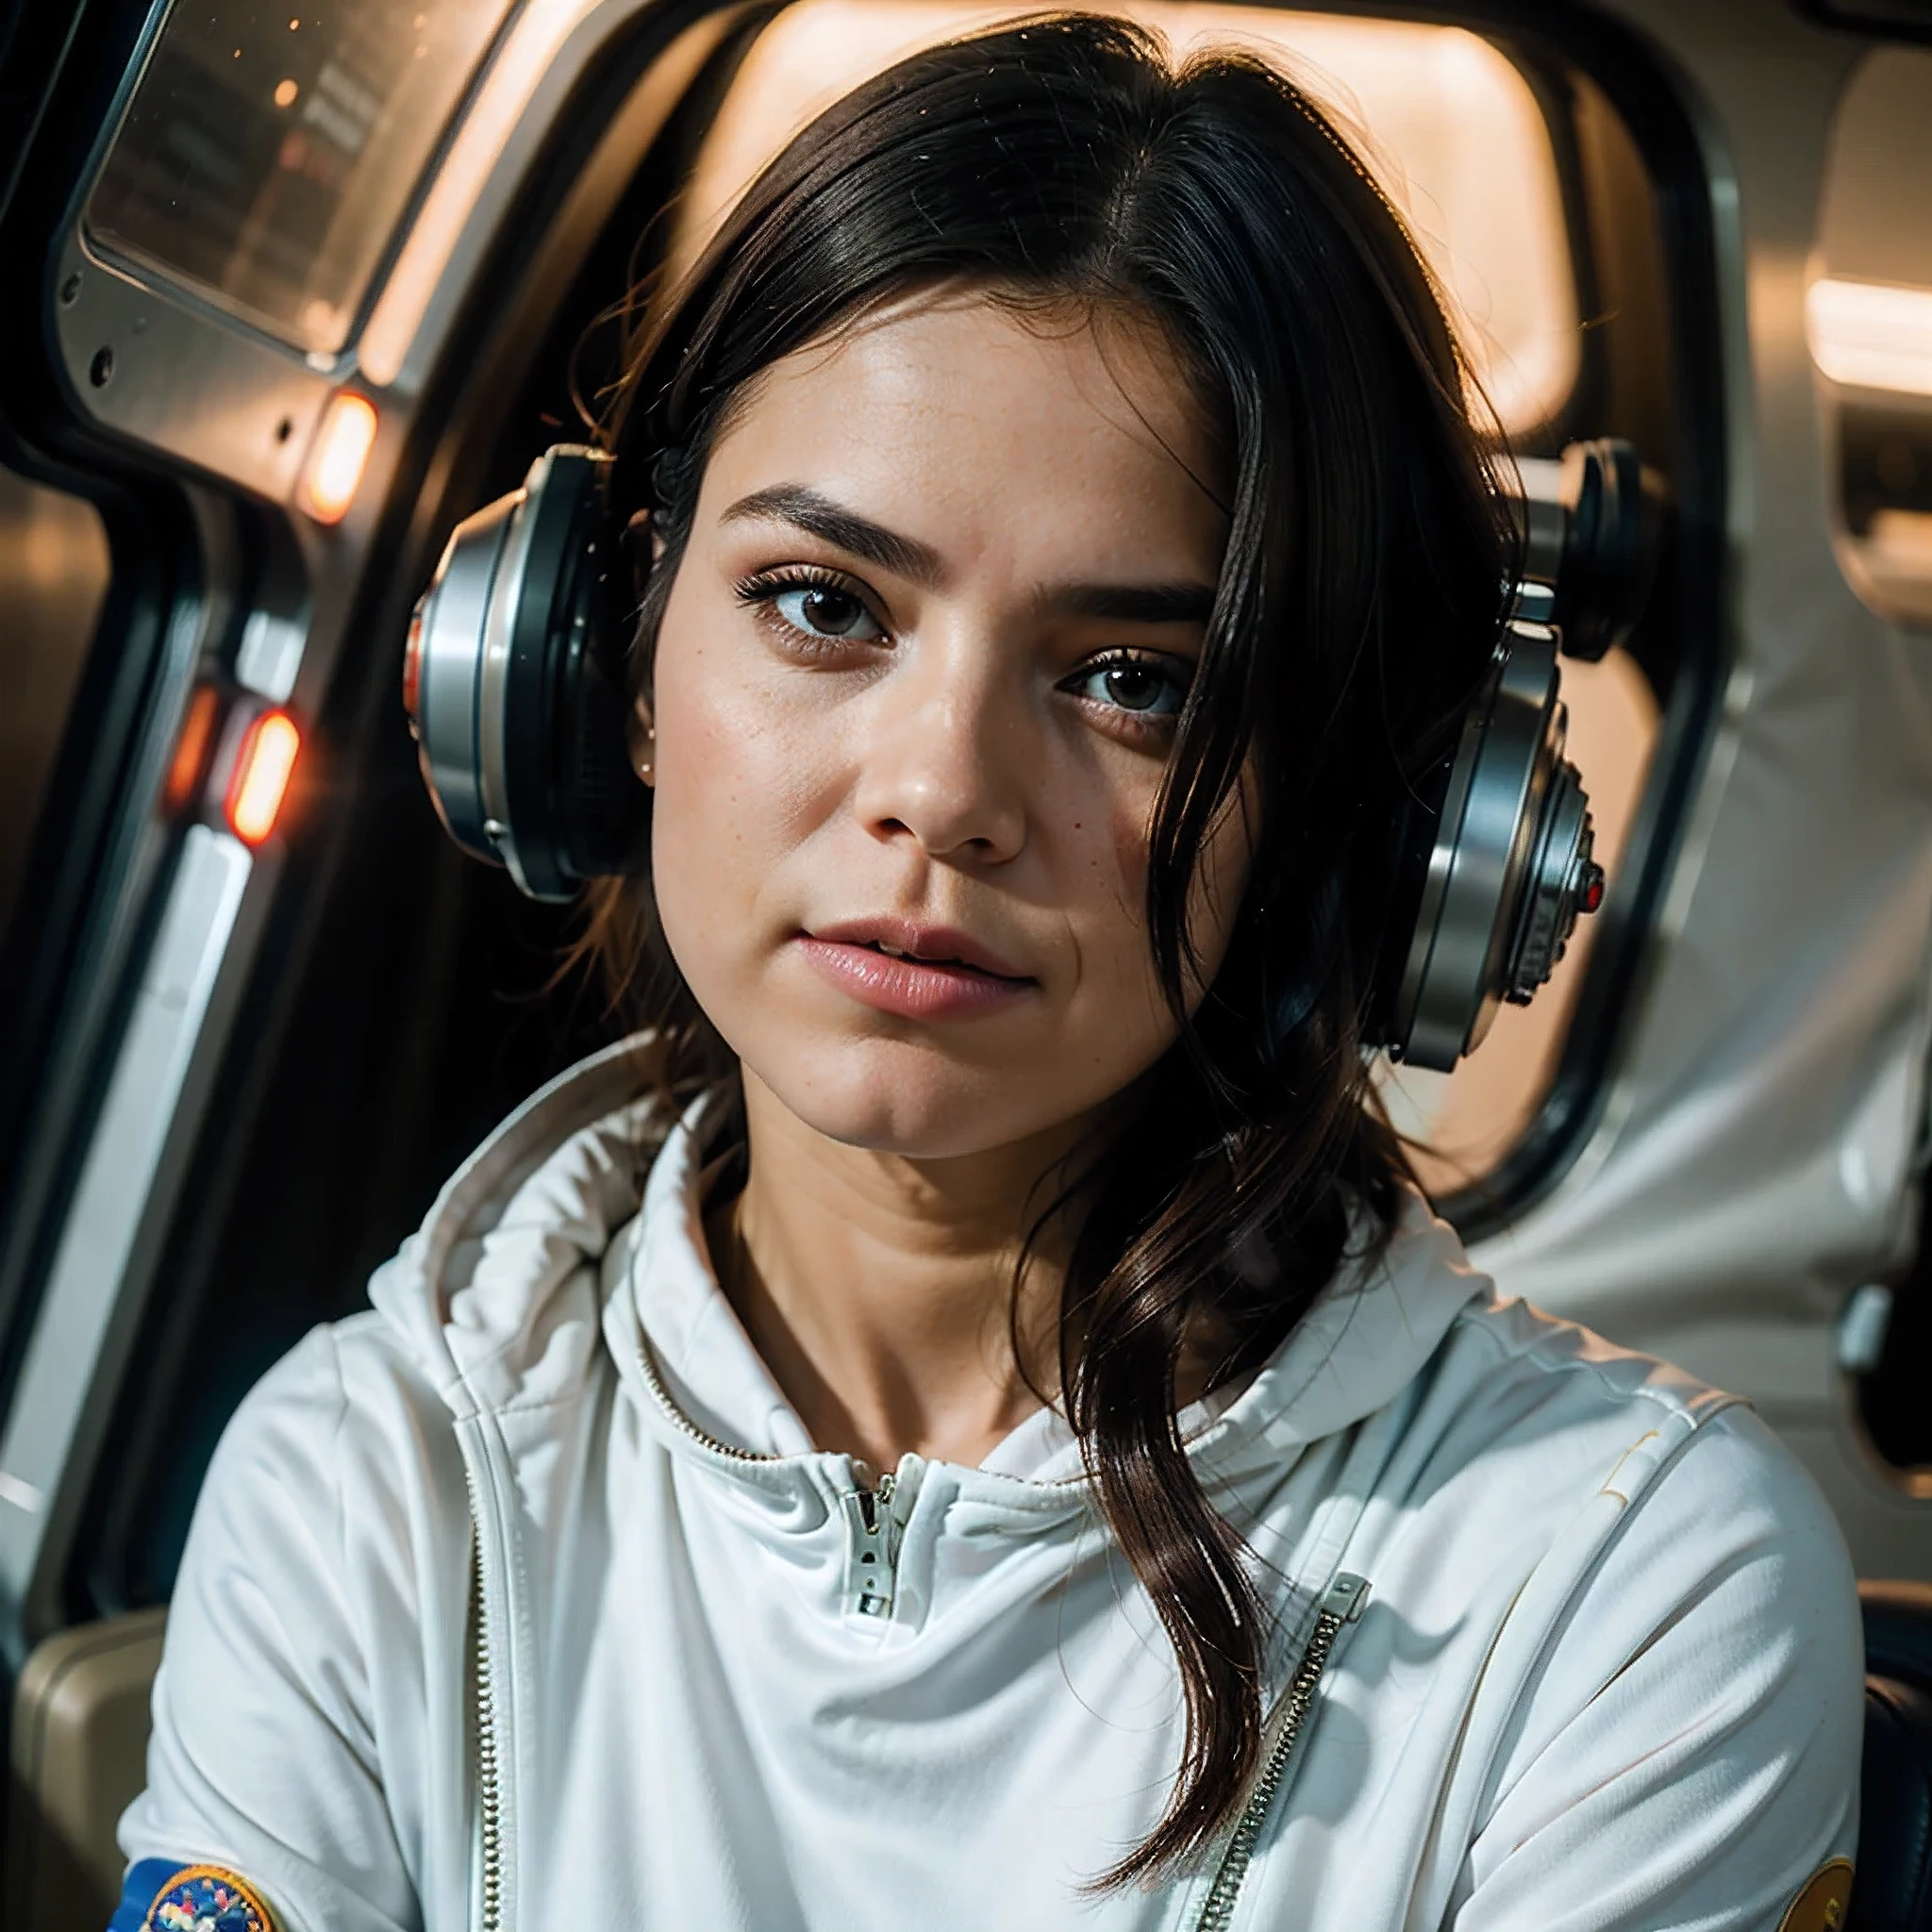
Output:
top-left (402, 607), bottom-right (425, 725)
top-left (1581, 864), bottom-right (1606, 915)
top-left (225, 710), bottom-right (301, 845)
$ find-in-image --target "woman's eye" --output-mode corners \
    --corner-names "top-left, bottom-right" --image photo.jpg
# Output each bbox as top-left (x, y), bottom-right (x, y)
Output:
top-left (772, 583), bottom-right (883, 641)
top-left (1070, 656), bottom-right (1188, 719)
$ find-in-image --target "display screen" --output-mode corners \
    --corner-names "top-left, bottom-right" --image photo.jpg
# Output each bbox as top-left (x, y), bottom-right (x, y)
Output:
top-left (88, 0), bottom-right (517, 355)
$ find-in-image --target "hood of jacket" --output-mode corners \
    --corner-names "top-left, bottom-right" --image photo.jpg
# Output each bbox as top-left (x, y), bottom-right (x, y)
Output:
top-left (367, 1035), bottom-right (1491, 1494)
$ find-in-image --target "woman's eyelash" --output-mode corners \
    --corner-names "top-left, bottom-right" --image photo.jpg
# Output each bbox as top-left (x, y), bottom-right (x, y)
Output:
top-left (735, 565), bottom-right (888, 645)
top-left (733, 578), bottom-right (1188, 723)
top-left (1065, 650), bottom-right (1192, 724)
top-left (734, 563), bottom-right (857, 602)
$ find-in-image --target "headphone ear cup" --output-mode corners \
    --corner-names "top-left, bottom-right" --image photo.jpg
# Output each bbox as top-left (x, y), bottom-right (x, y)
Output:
top-left (1362, 745), bottom-right (1456, 1052)
top-left (408, 445), bottom-right (646, 901)
top-left (408, 490), bottom-right (520, 872)
top-left (557, 595), bottom-right (646, 876)
top-left (1379, 629), bottom-right (1604, 1072)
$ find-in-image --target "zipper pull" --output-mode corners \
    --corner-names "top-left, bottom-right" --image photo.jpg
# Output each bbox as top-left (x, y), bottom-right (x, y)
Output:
top-left (841, 1469), bottom-right (900, 1619)
top-left (1320, 1572), bottom-right (1371, 1626)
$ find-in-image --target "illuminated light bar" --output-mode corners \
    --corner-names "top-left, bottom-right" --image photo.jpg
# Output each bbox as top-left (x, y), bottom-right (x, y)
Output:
top-left (360, 0), bottom-right (598, 388)
top-left (300, 391), bottom-right (379, 525)
top-left (225, 710), bottom-right (302, 845)
top-left (1807, 276), bottom-right (1932, 398)
top-left (164, 684), bottom-right (222, 812)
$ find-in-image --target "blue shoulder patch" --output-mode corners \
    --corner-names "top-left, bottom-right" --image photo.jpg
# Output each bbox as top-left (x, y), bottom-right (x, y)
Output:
top-left (108, 1860), bottom-right (277, 1932)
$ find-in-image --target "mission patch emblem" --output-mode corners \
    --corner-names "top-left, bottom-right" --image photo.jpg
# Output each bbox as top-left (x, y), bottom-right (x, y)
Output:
top-left (109, 1860), bottom-right (276, 1932)
top-left (1777, 1857), bottom-right (1854, 1932)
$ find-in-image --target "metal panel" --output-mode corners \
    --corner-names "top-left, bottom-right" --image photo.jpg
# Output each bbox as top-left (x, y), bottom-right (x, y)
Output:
top-left (50, 243), bottom-right (336, 501)
top-left (0, 827), bottom-right (251, 1637)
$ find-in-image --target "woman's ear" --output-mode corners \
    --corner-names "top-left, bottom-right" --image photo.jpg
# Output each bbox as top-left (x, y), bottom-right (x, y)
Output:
top-left (620, 507), bottom-right (660, 787)
top-left (627, 694), bottom-right (656, 787)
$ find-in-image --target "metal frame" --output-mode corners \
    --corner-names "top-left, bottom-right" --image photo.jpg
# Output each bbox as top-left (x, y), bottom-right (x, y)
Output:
top-left (0, 0), bottom-right (755, 1659)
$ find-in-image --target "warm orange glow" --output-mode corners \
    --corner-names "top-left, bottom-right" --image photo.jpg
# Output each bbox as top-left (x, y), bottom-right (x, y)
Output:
top-left (225, 711), bottom-right (302, 845)
top-left (675, 2), bottom-right (1579, 433)
top-left (165, 685), bottom-right (222, 812)
top-left (359, 0), bottom-right (585, 386)
top-left (1807, 276), bottom-right (1932, 397)
top-left (300, 391), bottom-right (378, 524)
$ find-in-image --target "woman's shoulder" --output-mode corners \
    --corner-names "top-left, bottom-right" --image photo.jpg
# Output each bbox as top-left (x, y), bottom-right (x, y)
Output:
top-left (1437, 1282), bottom-right (1739, 1437)
top-left (1391, 1299), bottom-right (1865, 1916)
top-left (1357, 1282), bottom-right (1857, 1628)
top-left (209, 1041), bottom-right (688, 1491)
top-left (193, 1314), bottom-right (465, 1561)
top-left (1412, 1288), bottom-right (1858, 1653)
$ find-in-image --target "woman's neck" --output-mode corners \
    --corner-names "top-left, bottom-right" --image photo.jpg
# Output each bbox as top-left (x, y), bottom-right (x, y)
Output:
top-left (709, 1067), bottom-right (1087, 1474)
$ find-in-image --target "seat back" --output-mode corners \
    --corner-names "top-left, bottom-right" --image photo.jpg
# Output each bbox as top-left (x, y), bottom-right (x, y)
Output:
top-left (1856, 1580), bottom-right (1932, 1931)
top-left (5, 1610), bottom-right (164, 1932)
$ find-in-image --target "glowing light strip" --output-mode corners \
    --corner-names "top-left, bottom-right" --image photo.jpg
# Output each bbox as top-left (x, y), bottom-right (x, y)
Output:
top-left (301, 391), bottom-right (379, 524)
top-left (1807, 276), bottom-right (1932, 398)
top-left (225, 711), bottom-right (302, 845)
top-left (359, 0), bottom-right (591, 388)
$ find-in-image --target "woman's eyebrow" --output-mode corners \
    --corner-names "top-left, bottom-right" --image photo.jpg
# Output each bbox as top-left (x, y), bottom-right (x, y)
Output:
top-left (718, 486), bottom-right (1213, 625)
top-left (1042, 582), bottom-right (1217, 625)
top-left (720, 485), bottom-right (946, 585)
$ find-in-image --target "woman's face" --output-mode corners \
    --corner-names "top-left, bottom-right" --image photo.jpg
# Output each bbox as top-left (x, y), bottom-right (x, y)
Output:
top-left (648, 291), bottom-right (1244, 1159)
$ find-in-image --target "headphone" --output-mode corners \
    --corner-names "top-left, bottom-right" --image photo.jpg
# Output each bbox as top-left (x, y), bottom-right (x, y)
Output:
top-left (405, 438), bottom-right (1660, 1071)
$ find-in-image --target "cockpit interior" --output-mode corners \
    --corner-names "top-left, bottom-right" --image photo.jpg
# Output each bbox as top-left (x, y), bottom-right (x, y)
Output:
top-left (1, 0), bottom-right (1930, 1924)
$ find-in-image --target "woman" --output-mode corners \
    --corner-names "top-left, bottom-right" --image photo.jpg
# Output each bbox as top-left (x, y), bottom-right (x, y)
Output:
top-left (114, 18), bottom-right (1859, 1931)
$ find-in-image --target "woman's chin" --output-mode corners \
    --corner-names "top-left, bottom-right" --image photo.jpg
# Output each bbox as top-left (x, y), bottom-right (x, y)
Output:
top-left (741, 1040), bottom-right (1091, 1164)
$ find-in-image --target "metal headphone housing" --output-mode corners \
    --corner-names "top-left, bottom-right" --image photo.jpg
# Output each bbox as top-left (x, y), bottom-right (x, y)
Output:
top-left (1380, 620), bottom-right (1603, 1071)
top-left (406, 446), bottom-right (643, 901)
top-left (1373, 440), bottom-right (1657, 1069)
top-left (404, 439), bottom-right (1658, 1068)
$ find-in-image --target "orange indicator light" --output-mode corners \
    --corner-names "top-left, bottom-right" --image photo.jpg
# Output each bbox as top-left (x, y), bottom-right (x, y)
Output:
top-left (165, 684), bottom-right (223, 812)
top-left (301, 391), bottom-right (378, 525)
top-left (225, 710), bottom-right (301, 845)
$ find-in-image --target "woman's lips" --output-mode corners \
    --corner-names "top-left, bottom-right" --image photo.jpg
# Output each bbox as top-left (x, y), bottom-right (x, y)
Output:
top-left (793, 931), bottom-right (1037, 1021)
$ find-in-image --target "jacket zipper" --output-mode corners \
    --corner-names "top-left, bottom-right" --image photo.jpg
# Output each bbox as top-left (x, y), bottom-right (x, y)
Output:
top-left (636, 1327), bottom-right (911, 1622)
top-left (633, 1330), bottom-right (780, 1465)
top-left (539, 1324), bottom-right (1357, 1927)
top-left (1191, 1572), bottom-right (1371, 1932)
top-left (841, 1470), bottom-right (900, 1617)
top-left (465, 1467), bottom-right (506, 1932)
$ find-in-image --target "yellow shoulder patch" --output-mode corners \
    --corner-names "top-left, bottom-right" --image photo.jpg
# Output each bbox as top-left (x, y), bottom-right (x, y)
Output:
top-left (1777, 1857), bottom-right (1854, 1932)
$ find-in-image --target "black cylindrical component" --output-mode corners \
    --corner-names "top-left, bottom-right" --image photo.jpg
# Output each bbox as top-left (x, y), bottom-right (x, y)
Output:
top-left (1551, 438), bottom-right (1666, 662)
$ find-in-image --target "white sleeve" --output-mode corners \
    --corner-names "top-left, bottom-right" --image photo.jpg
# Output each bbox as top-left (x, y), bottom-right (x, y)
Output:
top-left (1451, 1405), bottom-right (1863, 1931)
top-left (117, 1327), bottom-right (423, 1932)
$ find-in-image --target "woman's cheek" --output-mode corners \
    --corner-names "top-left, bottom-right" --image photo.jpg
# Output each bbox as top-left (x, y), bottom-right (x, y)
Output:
top-left (1079, 795), bottom-right (1171, 1031)
top-left (649, 628), bottom-right (845, 1029)
top-left (648, 632), bottom-right (771, 1010)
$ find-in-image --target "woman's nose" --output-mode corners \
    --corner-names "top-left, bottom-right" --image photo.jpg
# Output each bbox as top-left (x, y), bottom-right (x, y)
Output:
top-left (850, 641), bottom-right (1028, 864)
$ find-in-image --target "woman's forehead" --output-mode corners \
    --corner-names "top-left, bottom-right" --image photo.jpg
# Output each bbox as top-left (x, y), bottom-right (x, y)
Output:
top-left (696, 291), bottom-right (1229, 581)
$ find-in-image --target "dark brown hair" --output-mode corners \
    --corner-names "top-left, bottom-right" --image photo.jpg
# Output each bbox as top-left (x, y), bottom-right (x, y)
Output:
top-left (584, 12), bottom-right (1507, 1885)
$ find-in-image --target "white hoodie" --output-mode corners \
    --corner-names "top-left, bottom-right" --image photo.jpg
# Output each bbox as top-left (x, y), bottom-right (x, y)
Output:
top-left (119, 1039), bottom-right (1861, 1931)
